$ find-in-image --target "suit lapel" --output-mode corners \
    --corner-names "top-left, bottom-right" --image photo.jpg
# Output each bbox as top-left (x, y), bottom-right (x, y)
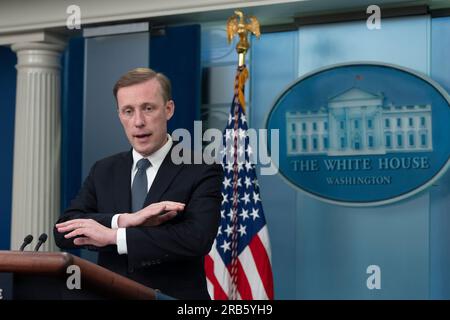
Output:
top-left (144, 146), bottom-right (184, 205)
top-left (113, 150), bottom-right (133, 213)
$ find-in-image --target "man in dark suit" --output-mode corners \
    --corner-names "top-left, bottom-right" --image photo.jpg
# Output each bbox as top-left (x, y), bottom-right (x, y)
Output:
top-left (54, 68), bottom-right (222, 299)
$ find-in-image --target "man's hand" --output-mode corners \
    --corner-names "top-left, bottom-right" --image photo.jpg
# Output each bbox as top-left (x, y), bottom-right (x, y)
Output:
top-left (56, 219), bottom-right (117, 247)
top-left (118, 201), bottom-right (185, 228)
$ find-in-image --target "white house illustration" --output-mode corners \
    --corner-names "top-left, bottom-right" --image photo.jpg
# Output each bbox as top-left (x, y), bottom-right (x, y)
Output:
top-left (286, 87), bottom-right (433, 156)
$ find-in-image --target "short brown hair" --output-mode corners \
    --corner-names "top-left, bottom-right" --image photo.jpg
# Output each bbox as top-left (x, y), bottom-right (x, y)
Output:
top-left (113, 67), bottom-right (172, 103)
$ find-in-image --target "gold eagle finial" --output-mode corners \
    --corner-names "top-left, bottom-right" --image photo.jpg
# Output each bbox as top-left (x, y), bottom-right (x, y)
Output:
top-left (226, 10), bottom-right (260, 66)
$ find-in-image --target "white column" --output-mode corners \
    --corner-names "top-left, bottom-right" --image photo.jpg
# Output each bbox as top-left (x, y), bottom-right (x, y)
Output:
top-left (362, 107), bottom-right (367, 150)
top-left (10, 42), bottom-right (65, 252)
top-left (345, 107), bottom-right (350, 150)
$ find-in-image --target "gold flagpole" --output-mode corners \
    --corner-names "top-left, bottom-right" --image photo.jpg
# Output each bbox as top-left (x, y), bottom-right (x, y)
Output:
top-left (225, 10), bottom-right (261, 300)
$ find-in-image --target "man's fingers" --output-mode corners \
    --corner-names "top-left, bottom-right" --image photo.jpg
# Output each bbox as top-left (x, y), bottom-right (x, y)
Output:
top-left (159, 203), bottom-right (185, 212)
top-left (141, 205), bottom-right (166, 217)
top-left (57, 224), bottom-right (79, 233)
top-left (143, 203), bottom-right (183, 218)
top-left (146, 201), bottom-right (185, 209)
top-left (162, 201), bottom-right (185, 207)
top-left (139, 201), bottom-right (184, 221)
top-left (64, 228), bottom-right (87, 239)
top-left (55, 221), bottom-right (72, 227)
top-left (142, 210), bottom-right (177, 226)
top-left (57, 219), bottom-right (112, 248)
top-left (159, 210), bottom-right (178, 222)
top-left (58, 222), bottom-right (87, 232)
top-left (73, 237), bottom-right (90, 246)
top-left (56, 219), bottom-right (98, 234)
top-left (56, 218), bottom-right (93, 229)
top-left (56, 219), bottom-right (85, 228)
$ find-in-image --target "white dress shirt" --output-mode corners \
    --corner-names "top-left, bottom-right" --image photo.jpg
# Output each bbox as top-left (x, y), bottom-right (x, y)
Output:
top-left (111, 135), bottom-right (173, 255)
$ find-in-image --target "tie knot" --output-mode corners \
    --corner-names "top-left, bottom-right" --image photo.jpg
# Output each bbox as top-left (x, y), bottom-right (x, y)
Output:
top-left (136, 158), bottom-right (151, 171)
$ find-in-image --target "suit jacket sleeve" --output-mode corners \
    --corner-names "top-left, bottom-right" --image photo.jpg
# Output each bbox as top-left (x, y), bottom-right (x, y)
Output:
top-left (126, 164), bottom-right (223, 269)
top-left (53, 161), bottom-right (116, 251)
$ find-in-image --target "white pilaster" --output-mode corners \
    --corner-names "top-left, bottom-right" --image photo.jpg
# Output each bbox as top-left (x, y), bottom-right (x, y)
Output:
top-left (10, 42), bottom-right (65, 252)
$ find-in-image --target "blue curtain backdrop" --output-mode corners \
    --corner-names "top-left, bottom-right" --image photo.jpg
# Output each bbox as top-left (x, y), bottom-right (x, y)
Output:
top-left (0, 46), bottom-right (16, 250)
top-left (61, 37), bottom-right (84, 212)
top-left (150, 25), bottom-right (201, 135)
top-left (59, 37), bottom-right (85, 256)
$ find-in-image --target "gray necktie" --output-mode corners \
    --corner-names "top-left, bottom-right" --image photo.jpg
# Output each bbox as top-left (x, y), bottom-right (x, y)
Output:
top-left (131, 158), bottom-right (151, 212)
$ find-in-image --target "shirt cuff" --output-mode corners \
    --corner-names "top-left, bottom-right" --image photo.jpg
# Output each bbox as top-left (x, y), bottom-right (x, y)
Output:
top-left (111, 214), bottom-right (121, 229)
top-left (116, 228), bottom-right (128, 255)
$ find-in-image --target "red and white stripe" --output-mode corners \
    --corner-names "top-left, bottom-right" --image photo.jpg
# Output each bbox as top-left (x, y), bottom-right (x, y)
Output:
top-left (206, 226), bottom-right (274, 300)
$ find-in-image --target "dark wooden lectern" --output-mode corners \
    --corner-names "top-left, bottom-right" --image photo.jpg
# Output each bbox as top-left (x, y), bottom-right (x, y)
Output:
top-left (0, 251), bottom-right (156, 300)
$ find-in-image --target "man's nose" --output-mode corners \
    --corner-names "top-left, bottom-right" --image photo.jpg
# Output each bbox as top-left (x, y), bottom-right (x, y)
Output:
top-left (133, 110), bottom-right (145, 127)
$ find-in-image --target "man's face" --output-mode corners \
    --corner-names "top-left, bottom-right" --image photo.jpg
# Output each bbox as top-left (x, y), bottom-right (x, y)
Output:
top-left (117, 78), bottom-right (174, 157)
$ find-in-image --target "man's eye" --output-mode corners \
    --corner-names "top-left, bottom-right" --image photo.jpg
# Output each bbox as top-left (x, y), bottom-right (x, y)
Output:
top-left (123, 109), bottom-right (133, 115)
top-left (145, 106), bottom-right (153, 112)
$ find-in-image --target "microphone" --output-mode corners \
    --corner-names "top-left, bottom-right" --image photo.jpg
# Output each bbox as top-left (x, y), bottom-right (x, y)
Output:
top-left (19, 234), bottom-right (33, 251)
top-left (34, 233), bottom-right (48, 252)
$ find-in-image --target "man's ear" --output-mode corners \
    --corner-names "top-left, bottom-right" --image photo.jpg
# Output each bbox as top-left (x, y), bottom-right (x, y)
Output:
top-left (166, 100), bottom-right (175, 120)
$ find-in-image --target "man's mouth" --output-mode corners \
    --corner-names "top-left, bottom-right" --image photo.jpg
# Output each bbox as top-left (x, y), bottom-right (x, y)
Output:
top-left (134, 133), bottom-right (152, 140)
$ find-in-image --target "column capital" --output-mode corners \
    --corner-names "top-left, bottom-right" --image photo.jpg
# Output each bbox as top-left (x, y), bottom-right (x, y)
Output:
top-left (11, 41), bottom-right (66, 53)
top-left (0, 30), bottom-right (66, 47)
top-left (11, 41), bottom-right (66, 70)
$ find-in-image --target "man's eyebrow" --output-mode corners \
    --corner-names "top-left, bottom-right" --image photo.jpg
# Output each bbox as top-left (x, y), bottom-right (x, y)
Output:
top-left (119, 104), bottom-right (133, 110)
top-left (140, 102), bottom-right (157, 108)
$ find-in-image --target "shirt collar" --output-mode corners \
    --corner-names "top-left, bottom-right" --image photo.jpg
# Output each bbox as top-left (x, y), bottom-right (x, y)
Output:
top-left (132, 134), bottom-right (173, 172)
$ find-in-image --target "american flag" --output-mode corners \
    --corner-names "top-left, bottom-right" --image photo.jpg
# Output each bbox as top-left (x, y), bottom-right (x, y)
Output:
top-left (205, 66), bottom-right (274, 300)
